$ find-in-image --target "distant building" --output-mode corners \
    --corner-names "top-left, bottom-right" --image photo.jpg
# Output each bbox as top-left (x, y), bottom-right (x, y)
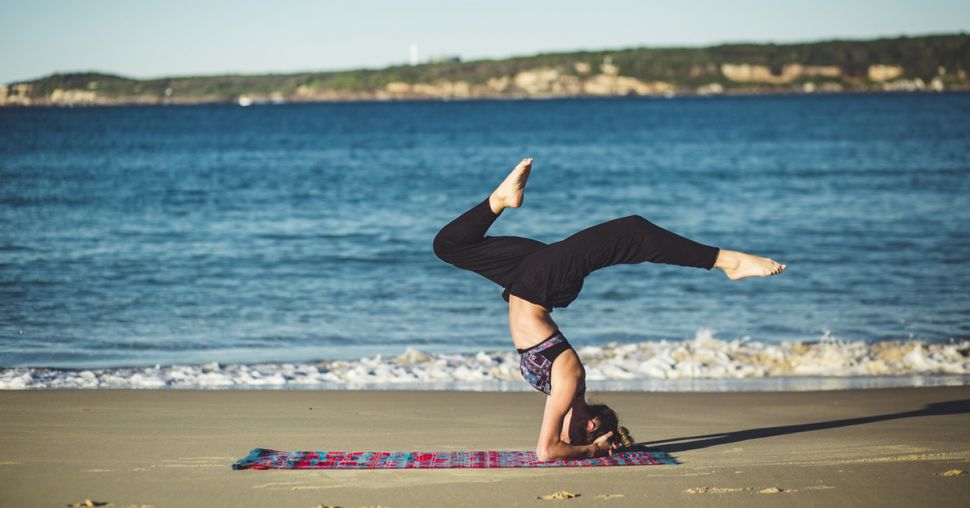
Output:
top-left (410, 44), bottom-right (419, 66)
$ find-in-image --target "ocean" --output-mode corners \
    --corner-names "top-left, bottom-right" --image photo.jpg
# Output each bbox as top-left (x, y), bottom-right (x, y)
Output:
top-left (1, 94), bottom-right (968, 389)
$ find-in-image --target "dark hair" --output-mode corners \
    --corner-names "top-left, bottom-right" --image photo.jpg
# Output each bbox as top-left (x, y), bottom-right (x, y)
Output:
top-left (585, 404), bottom-right (635, 448)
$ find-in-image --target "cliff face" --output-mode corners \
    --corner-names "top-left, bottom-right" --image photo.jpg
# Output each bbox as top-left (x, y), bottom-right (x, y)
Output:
top-left (369, 64), bottom-right (675, 100)
top-left (0, 84), bottom-right (35, 106)
top-left (720, 63), bottom-right (842, 84)
top-left (3, 34), bottom-right (969, 107)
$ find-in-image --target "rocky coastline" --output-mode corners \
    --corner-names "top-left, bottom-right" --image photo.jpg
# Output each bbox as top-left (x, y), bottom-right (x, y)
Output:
top-left (3, 34), bottom-right (968, 107)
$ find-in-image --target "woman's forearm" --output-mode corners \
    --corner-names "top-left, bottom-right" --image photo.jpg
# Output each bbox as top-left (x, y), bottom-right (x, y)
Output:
top-left (538, 442), bottom-right (597, 462)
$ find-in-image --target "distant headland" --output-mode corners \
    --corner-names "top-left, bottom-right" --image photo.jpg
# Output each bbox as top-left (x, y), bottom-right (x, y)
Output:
top-left (2, 33), bottom-right (968, 107)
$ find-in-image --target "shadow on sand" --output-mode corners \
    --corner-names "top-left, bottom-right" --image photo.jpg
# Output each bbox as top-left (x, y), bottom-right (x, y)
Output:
top-left (633, 398), bottom-right (970, 454)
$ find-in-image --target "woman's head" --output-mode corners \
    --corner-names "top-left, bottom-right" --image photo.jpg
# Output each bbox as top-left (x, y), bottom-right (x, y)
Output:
top-left (582, 403), bottom-right (636, 448)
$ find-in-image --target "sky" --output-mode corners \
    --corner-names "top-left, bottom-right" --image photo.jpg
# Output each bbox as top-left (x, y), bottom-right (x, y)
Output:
top-left (1, 0), bottom-right (968, 84)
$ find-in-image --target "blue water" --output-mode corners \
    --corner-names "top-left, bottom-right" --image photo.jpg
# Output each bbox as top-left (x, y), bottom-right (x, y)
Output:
top-left (1, 94), bottom-right (969, 369)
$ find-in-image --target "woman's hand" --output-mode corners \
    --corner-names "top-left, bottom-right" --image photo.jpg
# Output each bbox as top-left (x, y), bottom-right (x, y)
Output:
top-left (591, 431), bottom-right (617, 457)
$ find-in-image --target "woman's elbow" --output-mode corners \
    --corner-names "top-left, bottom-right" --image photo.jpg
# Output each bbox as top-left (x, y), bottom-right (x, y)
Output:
top-left (536, 446), bottom-right (555, 462)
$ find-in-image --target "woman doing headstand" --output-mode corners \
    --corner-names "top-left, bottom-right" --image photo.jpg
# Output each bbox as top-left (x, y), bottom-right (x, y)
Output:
top-left (433, 158), bottom-right (785, 461)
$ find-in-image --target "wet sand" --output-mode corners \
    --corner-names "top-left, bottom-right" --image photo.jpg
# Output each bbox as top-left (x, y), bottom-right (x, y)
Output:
top-left (1, 386), bottom-right (968, 507)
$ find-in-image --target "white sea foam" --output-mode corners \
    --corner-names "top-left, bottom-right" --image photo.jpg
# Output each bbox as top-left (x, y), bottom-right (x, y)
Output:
top-left (2, 330), bottom-right (968, 390)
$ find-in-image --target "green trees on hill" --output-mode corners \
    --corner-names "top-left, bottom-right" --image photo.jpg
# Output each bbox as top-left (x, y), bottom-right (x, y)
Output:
top-left (8, 33), bottom-right (969, 103)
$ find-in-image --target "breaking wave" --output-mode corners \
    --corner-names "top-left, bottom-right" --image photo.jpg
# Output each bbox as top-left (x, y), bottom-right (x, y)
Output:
top-left (2, 330), bottom-right (967, 390)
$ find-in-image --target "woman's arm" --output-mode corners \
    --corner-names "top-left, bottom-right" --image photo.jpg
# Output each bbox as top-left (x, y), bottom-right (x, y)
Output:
top-left (534, 363), bottom-right (614, 461)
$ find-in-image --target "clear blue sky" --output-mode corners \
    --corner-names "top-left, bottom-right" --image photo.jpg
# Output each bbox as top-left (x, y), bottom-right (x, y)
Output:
top-left (1, 0), bottom-right (967, 84)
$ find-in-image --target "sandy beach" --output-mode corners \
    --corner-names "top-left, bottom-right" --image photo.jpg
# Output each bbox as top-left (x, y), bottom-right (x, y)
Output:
top-left (1, 386), bottom-right (968, 507)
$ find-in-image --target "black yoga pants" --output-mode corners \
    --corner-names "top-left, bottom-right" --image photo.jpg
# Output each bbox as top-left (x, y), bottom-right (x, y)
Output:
top-left (433, 197), bottom-right (720, 310)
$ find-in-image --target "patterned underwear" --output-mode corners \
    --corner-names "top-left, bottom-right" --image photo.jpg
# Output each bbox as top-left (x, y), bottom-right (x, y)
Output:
top-left (517, 330), bottom-right (586, 396)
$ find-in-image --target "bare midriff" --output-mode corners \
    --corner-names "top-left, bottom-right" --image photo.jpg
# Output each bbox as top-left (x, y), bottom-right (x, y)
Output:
top-left (508, 294), bottom-right (559, 350)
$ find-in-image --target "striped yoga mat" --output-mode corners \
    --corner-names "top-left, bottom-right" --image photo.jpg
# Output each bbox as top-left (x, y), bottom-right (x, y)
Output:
top-left (232, 448), bottom-right (676, 470)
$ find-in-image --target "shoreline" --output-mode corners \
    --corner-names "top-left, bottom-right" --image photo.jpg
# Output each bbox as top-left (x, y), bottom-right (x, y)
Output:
top-left (1, 88), bottom-right (968, 109)
top-left (2, 387), bottom-right (968, 507)
top-left (4, 335), bottom-right (967, 389)
top-left (4, 33), bottom-right (967, 108)
top-left (3, 375), bottom-right (969, 392)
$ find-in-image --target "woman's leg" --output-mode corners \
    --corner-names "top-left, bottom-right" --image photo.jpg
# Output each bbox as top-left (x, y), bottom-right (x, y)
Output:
top-left (433, 159), bottom-right (546, 287)
top-left (542, 214), bottom-right (783, 284)
top-left (567, 215), bottom-right (785, 280)
top-left (556, 215), bottom-right (721, 275)
top-left (433, 197), bottom-right (546, 287)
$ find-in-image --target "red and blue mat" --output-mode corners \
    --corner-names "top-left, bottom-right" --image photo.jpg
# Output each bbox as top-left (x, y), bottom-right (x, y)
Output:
top-left (232, 448), bottom-right (676, 470)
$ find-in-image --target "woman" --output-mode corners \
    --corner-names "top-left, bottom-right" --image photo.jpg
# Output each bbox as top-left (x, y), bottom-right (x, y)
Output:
top-left (433, 158), bottom-right (785, 461)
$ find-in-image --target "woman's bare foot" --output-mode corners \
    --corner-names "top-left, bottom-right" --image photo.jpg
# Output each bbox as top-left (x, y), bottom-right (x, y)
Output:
top-left (489, 158), bottom-right (533, 214)
top-left (714, 249), bottom-right (786, 280)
